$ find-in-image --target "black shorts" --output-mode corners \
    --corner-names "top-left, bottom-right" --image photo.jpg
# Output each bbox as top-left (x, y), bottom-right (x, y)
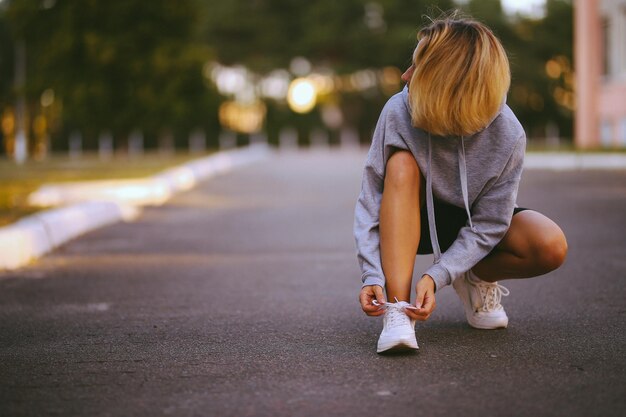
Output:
top-left (417, 200), bottom-right (529, 254)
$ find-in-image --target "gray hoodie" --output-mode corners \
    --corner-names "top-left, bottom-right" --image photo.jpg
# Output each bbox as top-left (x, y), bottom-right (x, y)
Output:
top-left (354, 86), bottom-right (526, 291)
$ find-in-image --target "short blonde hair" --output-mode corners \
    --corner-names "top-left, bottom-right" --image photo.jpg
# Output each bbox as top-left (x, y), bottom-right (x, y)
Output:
top-left (408, 16), bottom-right (510, 136)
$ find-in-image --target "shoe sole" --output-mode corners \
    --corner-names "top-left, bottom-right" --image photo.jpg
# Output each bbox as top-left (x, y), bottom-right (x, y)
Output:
top-left (377, 336), bottom-right (419, 353)
top-left (453, 278), bottom-right (508, 330)
top-left (467, 317), bottom-right (508, 329)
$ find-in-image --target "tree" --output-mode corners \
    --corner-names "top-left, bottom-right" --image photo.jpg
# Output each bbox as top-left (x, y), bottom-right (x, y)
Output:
top-left (463, 0), bottom-right (573, 141)
top-left (5, 0), bottom-right (220, 150)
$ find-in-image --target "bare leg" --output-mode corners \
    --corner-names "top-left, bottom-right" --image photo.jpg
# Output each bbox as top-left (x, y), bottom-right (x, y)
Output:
top-left (380, 151), bottom-right (423, 302)
top-left (472, 210), bottom-right (568, 282)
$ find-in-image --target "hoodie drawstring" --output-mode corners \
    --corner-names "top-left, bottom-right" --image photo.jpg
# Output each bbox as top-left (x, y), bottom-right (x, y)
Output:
top-left (426, 134), bottom-right (441, 263)
top-left (425, 135), bottom-right (477, 264)
top-left (458, 137), bottom-right (476, 232)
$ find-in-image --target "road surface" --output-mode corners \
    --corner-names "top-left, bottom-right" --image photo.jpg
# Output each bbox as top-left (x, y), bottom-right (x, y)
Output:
top-left (1, 149), bottom-right (625, 416)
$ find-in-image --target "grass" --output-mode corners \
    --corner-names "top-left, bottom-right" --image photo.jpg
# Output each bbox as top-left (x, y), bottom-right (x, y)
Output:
top-left (0, 151), bottom-right (214, 227)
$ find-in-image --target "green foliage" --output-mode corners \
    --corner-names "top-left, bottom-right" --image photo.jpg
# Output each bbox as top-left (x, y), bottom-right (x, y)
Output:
top-left (5, 0), bottom-right (220, 145)
top-left (203, 0), bottom-right (457, 73)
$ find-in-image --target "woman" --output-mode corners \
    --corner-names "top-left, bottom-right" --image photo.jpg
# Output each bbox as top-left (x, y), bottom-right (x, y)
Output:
top-left (354, 15), bottom-right (568, 353)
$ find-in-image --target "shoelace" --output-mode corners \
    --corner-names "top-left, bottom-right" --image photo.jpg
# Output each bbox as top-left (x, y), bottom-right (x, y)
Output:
top-left (373, 297), bottom-right (416, 328)
top-left (472, 280), bottom-right (510, 312)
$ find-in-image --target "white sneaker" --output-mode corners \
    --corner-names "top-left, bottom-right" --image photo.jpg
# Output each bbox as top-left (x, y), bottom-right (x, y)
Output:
top-left (453, 271), bottom-right (510, 329)
top-left (375, 299), bottom-right (419, 353)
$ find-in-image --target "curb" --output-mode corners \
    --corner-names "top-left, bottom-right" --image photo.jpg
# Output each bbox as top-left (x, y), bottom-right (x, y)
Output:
top-left (524, 153), bottom-right (626, 170)
top-left (0, 201), bottom-right (139, 270)
top-left (0, 144), bottom-right (271, 271)
top-left (28, 144), bottom-right (271, 207)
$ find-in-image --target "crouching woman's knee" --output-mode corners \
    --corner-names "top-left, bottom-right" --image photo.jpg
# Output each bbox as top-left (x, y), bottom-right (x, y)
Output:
top-left (534, 228), bottom-right (568, 273)
top-left (385, 151), bottom-right (420, 189)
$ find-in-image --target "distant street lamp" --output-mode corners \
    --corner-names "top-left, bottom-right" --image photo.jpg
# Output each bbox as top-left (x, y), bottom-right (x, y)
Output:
top-left (287, 78), bottom-right (317, 114)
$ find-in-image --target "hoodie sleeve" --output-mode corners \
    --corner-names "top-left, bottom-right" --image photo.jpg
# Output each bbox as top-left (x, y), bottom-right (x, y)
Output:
top-left (424, 134), bottom-right (526, 291)
top-left (353, 103), bottom-right (409, 288)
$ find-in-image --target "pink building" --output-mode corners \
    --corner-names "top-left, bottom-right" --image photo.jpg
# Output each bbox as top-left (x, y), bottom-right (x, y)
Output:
top-left (575, 0), bottom-right (626, 148)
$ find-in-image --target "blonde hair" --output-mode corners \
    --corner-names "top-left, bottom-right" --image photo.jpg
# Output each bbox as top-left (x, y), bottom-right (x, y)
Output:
top-left (408, 16), bottom-right (510, 136)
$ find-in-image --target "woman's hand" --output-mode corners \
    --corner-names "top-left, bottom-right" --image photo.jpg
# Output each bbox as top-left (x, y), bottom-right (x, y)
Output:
top-left (405, 275), bottom-right (436, 321)
top-left (359, 285), bottom-right (386, 316)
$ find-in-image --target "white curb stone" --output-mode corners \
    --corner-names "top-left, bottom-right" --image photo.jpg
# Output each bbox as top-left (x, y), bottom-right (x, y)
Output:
top-left (524, 153), bottom-right (626, 170)
top-left (1, 144), bottom-right (271, 271)
top-left (28, 144), bottom-right (271, 207)
top-left (0, 201), bottom-right (138, 270)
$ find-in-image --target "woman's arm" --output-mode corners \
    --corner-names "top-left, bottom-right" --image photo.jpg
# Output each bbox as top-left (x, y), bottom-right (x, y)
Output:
top-left (354, 111), bottom-right (390, 316)
top-left (354, 122), bottom-right (387, 289)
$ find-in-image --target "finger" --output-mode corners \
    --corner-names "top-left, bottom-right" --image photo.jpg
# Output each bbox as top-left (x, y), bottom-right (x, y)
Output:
top-left (414, 304), bottom-right (434, 317)
top-left (413, 295), bottom-right (435, 319)
top-left (362, 303), bottom-right (382, 313)
top-left (407, 311), bottom-right (429, 321)
top-left (359, 288), bottom-right (376, 305)
top-left (373, 286), bottom-right (386, 305)
top-left (415, 287), bottom-right (426, 310)
top-left (421, 292), bottom-right (435, 313)
top-left (366, 309), bottom-right (386, 317)
top-left (359, 290), bottom-right (370, 307)
top-left (413, 308), bottom-right (435, 323)
top-left (410, 308), bottom-right (429, 320)
top-left (360, 293), bottom-right (383, 313)
top-left (404, 308), bottom-right (421, 320)
top-left (361, 297), bottom-right (381, 312)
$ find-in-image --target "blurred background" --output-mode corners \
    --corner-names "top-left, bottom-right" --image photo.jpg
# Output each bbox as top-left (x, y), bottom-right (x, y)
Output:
top-left (1, 0), bottom-right (584, 161)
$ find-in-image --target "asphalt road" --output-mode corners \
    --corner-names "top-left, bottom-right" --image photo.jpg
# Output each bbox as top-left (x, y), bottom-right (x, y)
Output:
top-left (1, 149), bottom-right (625, 417)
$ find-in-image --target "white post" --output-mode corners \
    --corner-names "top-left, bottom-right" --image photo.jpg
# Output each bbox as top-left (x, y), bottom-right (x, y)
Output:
top-left (279, 127), bottom-right (298, 150)
top-left (69, 131), bottom-right (82, 159)
top-left (128, 129), bottom-right (144, 157)
top-left (546, 122), bottom-right (560, 149)
top-left (189, 129), bottom-right (206, 154)
top-left (340, 126), bottom-right (360, 150)
top-left (250, 131), bottom-right (268, 146)
top-left (159, 130), bottom-right (175, 156)
top-left (219, 130), bottom-right (237, 150)
top-left (310, 128), bottom-right (329, 149)
top-left (98, 131), bottom-right (113, 160)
